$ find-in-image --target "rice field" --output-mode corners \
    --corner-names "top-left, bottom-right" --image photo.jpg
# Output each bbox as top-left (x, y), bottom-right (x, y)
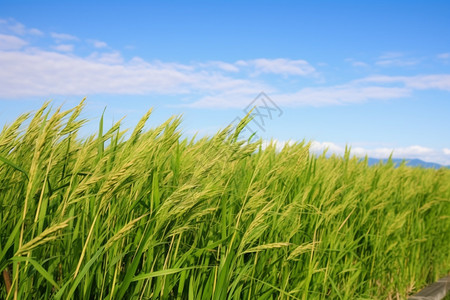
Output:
top-left (0, 100), bottom-right (449, 299)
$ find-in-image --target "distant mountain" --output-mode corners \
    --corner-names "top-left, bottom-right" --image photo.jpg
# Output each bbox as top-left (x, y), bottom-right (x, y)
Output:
top-left (365, 158), bottom-right (448, 169)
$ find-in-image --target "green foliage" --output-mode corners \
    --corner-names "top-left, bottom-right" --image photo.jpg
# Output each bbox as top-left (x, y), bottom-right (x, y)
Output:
top-left (0, 102), bottom-right (449, 299)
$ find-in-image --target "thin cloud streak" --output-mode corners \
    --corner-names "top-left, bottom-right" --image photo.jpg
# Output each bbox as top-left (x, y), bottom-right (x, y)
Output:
top-left (273, 85), bottom-right (411, 107)
top-left (0, 18), bottom-right (43, 36)
top-left (357, 75), bottom-right (450, 91)
top-left (375, 52), bottom-right (420, 67)
top-left (88, 39), bottom-right (108, 48)
top-left (236, 58), bottom-right (317, 76)
top-left (50, 32), bottom-right (79, 41)
top-left (52, 44), bottom-right (74, 52)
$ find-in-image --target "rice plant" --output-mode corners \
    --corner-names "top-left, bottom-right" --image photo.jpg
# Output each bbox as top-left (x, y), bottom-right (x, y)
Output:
top-left (0, 101), bottom-right (449, 299)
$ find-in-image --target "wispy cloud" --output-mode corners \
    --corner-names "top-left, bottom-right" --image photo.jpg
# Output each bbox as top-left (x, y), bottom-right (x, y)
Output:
top-left (0, 48), bottom-right (269, 99)
top-left (376, 59), bottom-right (419, 67)
top-left (188, 81), bottom-right (412, 108)
top-left (197, 61), bottom-right (240, 72)
top-left (358, 75), bottom-right (450, 91)
top-left (345, 58), bottom-right (369, 67)
top-left (87, 51), bottom-right (124, 64)
top-left (196, 58), bottom-right (317, 76)
top-left (50, 32), bottom-right (79, 41)
top-left (88, 39), bottom-right (108, 48)
top-left (29, 28), bottom-right (43, 36)
top-left (0, 34), bottom-right (28, 50)
top-left (1, 36), bottom-right (448, 107)
top-left (236, 58), bottom-right (316, 76)
top-left (437, 53), bottom-right (450, 65)
top-left (437, 53), bottom-right (450, 60)
top-left (0, 18), bottom-right (43, 36)
top-left (52, 44), bottom-right (74, 52)
top-left (0, 20), bottom-right (270, 99)
top-left (375, 52), bottom-right (420, 67)
top-left (271, 85), bottom-right (410, 107)
top-left (185, 87), bottom-right (273, 108)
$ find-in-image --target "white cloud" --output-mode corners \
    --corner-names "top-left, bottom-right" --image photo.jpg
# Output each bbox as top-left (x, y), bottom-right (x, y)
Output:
top-left (29, 28), bottom-right (43, 36)
top-left (0, 34), bottom-right (28, 50)
top-left (443, 148), bottom-right (450, 155)
top-left (191, 57), bottom-right (440, 108)
top-left (50, 32), bottom-right (79, 41)
top-left (310, 141), bottom-right (345, 155)
top-left (186, 86), bottom-right (273, 109)
top-left (376, 59), bottom-right (419, 67)
top-left (376, 52), bottom-right (419, 67)
top-left (345, 58), bottom-right (369, 67)
top-left (437, 53), bottom-right (450, 60)
top-left (5, 21), bottom-right (26, 35)
top-left (351, 61), bottom-right (369, 67)
top-left (88, 39), bottom-right (108, 48)
top-left (52, 44), bottom-right (74, 52)
top-left (402, 75), bottom-right (450, 91)
top-left (0, 18), bottom-right (44, 36)
top-left (1, 37), bottom-right (449, 109)
top-left (237, 58), bottom-right (316, 76)
top-left (359, 75), bottom-right (450, 91)
top-left (87, 51), bottom-right (124, 64)
top-left (198, 61), bottom-right (240, 72)
top-left (271, 85), bottom-right (410, 107)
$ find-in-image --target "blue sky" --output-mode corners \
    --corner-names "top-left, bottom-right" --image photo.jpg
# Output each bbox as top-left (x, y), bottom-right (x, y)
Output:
top-left (1, 0), bottom-right (450, 164)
